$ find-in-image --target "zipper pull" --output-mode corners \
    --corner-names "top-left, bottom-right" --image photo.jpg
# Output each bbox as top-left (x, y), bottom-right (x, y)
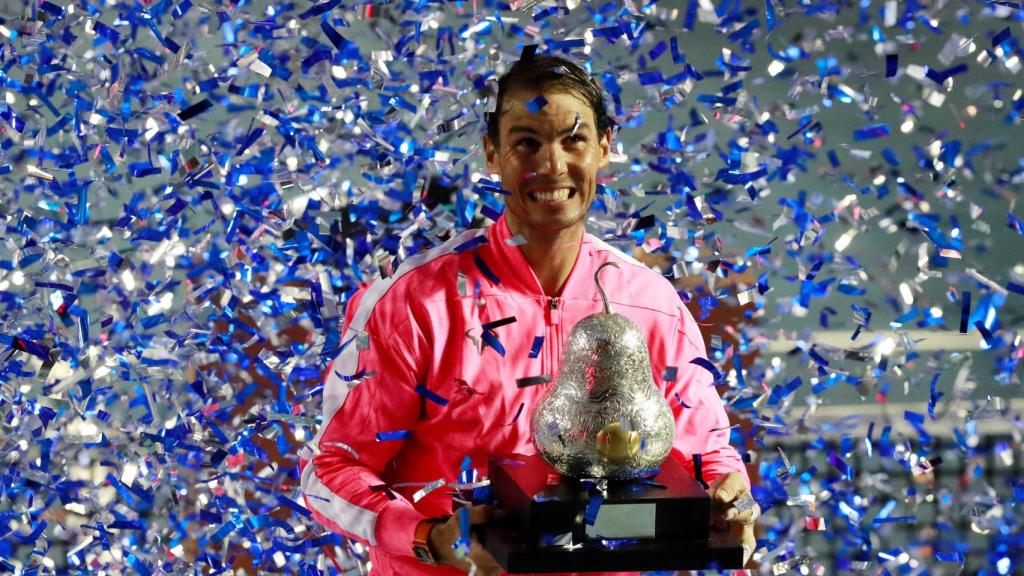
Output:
top-left (547, 297), bottom-right (560, 325)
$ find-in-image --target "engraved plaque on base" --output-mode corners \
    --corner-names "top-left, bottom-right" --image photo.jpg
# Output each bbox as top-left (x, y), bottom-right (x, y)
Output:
top-left (480, 453), bottom-right (745, 574)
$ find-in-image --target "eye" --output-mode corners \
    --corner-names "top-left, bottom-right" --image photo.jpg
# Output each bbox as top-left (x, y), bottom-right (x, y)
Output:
top-left (514, 137), bottom-right (539, 149)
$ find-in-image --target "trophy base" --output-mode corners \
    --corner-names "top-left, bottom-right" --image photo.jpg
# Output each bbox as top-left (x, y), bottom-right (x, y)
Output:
top-left (482, 524), bottom-right (744, 574)
top-left (481, 453), bottom-right (745, 573)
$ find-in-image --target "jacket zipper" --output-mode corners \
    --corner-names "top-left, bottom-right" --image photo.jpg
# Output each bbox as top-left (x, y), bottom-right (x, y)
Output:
top-left (547, 296), bottom-right (560, 377)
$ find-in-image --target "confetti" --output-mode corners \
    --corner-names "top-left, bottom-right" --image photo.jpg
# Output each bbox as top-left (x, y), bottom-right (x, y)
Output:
top-left (415, 384), bottom-right (449, 407)
top-left (852, 123), bottom-right (891, 141)
top-left (482, 316), bottom-right (517, 331)
top-left (505, 402), bottom-right (525, 425)
top-left (692, 453), bottom-right (708, 489)
top-left (525, 95), bottom-right (548, 114)
top-left (583, 494), bottom-right (605, 527)
top-left (505, 234), bottom-right (529, 247)
top-left (474, 254), bottom-right (502, 285)
top-left (528, 335), bottom-right (545, 358)
top-left (0, 2), bottom-right (1017, 574)
top-left (481, 329), bottom-right (507, 357)
top-left (176, 98), bottom-right (214, 121)
top-left (376, 430), bottom-right (413, 442)
top-left (731, 491), bottom-right (757, 514)
top-left (515, 375), bottom-right (552, 388)
top-left (661, 366), bottom-right (679, 381)
top-left (412, 478), bottom-right (447, 503)
top-left (689, 357), bottom-right (723, 383)
top-left (886, 54), bottom-right (899, 77)
top-left (960, 291), bottom-right (972, 334)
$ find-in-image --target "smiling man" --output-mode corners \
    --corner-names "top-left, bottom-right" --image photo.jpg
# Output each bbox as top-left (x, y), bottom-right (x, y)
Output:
top-left (483, 78), bottom-right (611, 298)
top-left (301, 54), bottom-right (758, 576)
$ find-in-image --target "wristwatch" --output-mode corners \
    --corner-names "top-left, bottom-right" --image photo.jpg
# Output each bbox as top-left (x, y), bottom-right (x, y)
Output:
top-left (412, 516), bottom-right (449, 565)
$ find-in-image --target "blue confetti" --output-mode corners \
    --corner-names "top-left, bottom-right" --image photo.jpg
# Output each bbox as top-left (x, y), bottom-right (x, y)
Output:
top-left (928, 373), bottom-right (943, 420)
top-left (974, 320), bottom-right (996, 347)
top-left (886, 53), bottom-right (898, 77)
top-left (689, 357), bottom-right (723, 383)
top-left (375, 430), bottom-right (412, 442)
top-left (853, 123), bottom-right (891, 140)
top-left (674, 393), bottom-right (693, 409)
top-left (474, 254), bottom-right (501, 285)
top-left (0, 3), bottom-right (1015, 574)
top-left (960, 291), bottom-right (972, 334)
top-left (525, 95), bottom-right (548, 114)
top-left (528, 335), bottom-right (544, 358)
top-left (481, 329), bottom-right (506, 357)
top-left (415, 384), bottom-right (449, 407)
top-left (584, 494), bottom-right (604, 526)
top-left (505, 402), bottom-right (525, 425)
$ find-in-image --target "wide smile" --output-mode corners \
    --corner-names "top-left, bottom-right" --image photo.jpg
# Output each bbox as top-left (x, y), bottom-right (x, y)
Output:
top-left (527, 187), bottom-right (577, 203)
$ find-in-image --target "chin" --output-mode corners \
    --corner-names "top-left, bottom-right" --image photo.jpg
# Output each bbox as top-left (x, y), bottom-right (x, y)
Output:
top-left (525, 214), bottom-right (584, 233)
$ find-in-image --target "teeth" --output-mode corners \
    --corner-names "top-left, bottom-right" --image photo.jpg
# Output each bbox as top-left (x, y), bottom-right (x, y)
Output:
top-left (531, 188), bottom-right (572, 202)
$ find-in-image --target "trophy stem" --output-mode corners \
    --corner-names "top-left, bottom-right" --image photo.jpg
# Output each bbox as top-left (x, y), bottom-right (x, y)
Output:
top-left (593, 262), bottom-right (619, 315)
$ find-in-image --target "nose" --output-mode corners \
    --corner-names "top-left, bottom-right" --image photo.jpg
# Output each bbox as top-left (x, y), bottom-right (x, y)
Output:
top-left (535, 143), bottom-right (567, 176)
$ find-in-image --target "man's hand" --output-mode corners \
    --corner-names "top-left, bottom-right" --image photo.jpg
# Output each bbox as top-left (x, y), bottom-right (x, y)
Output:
top-left (428, 504), bottom-right (505, 576)
top-left (708, 472), bottom-right (760, 566)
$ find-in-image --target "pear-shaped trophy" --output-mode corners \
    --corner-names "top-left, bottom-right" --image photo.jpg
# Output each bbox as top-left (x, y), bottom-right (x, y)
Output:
top-left (482, 263), bottom-right (744, 573)
top-left (531, 262), bottom-right (675, 480)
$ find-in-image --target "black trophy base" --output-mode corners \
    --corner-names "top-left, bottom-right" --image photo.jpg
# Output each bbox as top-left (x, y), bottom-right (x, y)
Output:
top-left (482, 524), bottom-right (744, 574)
top-left (482, 453), bottom-right (745, 573)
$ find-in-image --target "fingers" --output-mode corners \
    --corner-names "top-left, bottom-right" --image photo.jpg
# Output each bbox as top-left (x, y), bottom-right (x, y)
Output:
top-left (724, 503), bottom-right (760, 524)
top-left (708, 472), bottom-right (748, 505)
top-left (452, 538), bottom-right (504, 575)
top-left (442, 506), bottom-right (506, 575)
top-left (465, 504), bottom-right (506, 525)
top-left (465, 541), bottom-right (504, 576)
top-left (708, 473), bottom-right (759, 526)
top-left (723, 493), bottom-right (760, 525)
top-left (430, 515), bottom-right (465, 566)
top-left (708, 476), bottom-right (759, 568)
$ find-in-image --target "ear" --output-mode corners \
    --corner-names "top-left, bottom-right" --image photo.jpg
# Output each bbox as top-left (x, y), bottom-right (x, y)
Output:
top-left (483, 134), bottom-right (499, 176)
top-left (598, 127), bottom-right (612, 168)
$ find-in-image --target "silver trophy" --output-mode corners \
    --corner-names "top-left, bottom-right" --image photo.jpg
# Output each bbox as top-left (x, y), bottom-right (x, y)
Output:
top-left (484, 263), bottom-right (744, 572)
top-left (531, 262), bottom-right (676, 480)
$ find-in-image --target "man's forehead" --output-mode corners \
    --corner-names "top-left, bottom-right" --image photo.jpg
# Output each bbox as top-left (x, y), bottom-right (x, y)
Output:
top-left (506, 114), bottom-right (590, 136)
top-left (498, 90), bottom-right (596, 129)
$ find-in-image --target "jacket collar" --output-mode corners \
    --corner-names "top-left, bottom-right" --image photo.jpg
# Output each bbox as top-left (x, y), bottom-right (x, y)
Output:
top-left (483, 212), bottom-right (596, 301)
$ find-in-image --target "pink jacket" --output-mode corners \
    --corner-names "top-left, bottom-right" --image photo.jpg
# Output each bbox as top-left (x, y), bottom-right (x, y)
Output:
top-left (300, 214), bottom-right (748, 575)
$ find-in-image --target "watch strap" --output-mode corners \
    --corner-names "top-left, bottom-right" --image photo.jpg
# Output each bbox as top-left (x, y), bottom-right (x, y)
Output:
top-left (412, 516), bottom-right (449, 565)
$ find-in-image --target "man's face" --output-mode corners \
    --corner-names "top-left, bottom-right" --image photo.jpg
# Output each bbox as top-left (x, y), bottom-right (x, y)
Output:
top-left (484, 89), bottom-right (611, 236)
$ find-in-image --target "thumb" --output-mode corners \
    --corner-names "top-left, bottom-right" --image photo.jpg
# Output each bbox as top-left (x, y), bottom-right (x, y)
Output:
top-left (706, 476), bottom-right (732, 505)
top-left (732, 521), bottom-right (756, 566)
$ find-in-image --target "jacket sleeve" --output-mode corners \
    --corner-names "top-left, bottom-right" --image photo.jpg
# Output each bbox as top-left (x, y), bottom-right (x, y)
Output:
top-left (665, 304), bottom-right (750, 487)
top-left (300, 285), bottom-right (431, 558)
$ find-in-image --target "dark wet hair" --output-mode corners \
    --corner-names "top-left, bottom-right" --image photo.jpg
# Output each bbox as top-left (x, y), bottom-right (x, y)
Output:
top-left (485, 54), bottom-right (615, 144)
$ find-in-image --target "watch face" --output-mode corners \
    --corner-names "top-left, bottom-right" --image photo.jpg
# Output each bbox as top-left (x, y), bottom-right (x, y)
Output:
top-left (413, 545), bottom-right (433, 564)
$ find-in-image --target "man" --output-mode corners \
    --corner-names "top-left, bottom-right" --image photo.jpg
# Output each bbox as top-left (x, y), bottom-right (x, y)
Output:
top-left (301, 54), bottom-right (758, 575)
